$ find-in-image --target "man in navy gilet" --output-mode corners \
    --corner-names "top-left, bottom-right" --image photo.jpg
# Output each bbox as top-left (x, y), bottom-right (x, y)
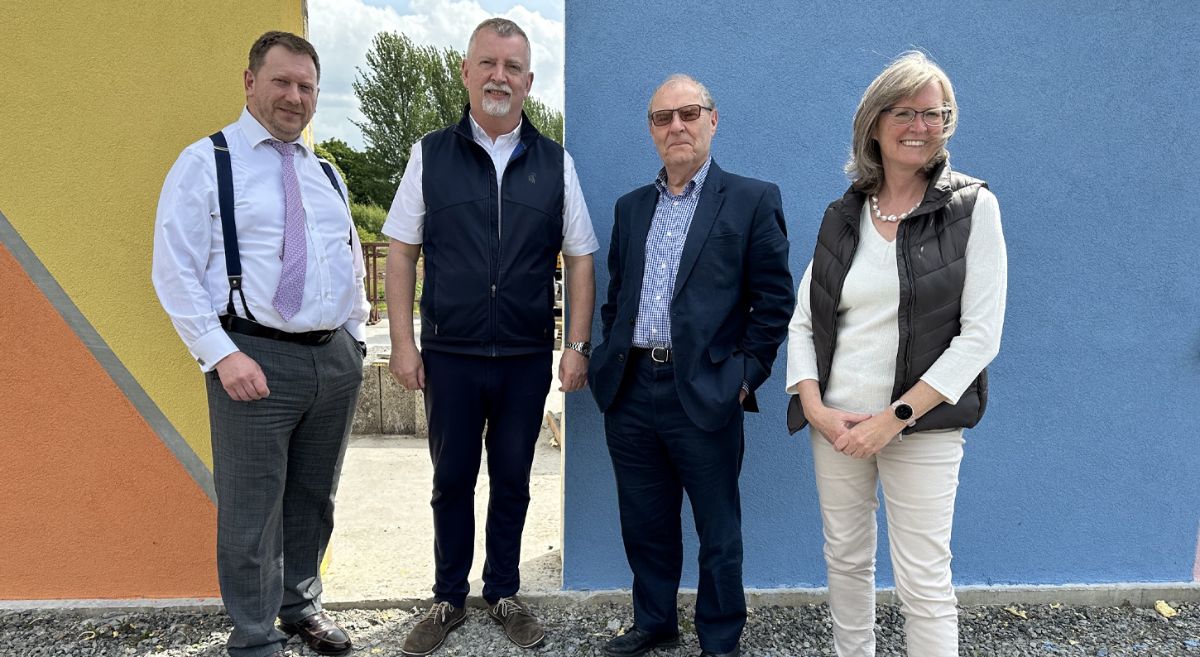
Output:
top-left (381, 17), bottom-right (598, 657)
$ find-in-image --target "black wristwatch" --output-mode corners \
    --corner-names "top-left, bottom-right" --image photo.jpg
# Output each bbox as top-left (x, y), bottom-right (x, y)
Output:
top-left (564, 341), bottom-right (592, 358)
top-left (891, 400), bottom-right (916, 427)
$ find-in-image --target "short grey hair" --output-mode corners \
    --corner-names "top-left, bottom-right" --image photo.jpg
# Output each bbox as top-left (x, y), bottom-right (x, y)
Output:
top-left (648, 74), bottom-right (715, 115)
top-left (845, 50), bottom-right (958, 194)
top-left (467, 17), bottom-right (531, 65)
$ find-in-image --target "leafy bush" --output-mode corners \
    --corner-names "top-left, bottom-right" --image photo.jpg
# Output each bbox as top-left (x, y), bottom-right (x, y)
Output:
top-left (351, 203), bottom-right (387, 242)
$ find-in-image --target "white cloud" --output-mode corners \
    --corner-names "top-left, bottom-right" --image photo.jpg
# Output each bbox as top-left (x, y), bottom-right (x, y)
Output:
top-left (308, 0), bottom-right (564, 149)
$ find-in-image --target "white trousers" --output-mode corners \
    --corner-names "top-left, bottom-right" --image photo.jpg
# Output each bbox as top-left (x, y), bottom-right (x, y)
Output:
top-left (811, 429), bottom-right (964, 657)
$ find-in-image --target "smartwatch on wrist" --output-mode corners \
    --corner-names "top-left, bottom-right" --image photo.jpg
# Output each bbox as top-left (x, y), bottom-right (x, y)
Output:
top-left (564, 341), bottom-right (592, 358)
top-left (891, 400), bottom-right (916, 427)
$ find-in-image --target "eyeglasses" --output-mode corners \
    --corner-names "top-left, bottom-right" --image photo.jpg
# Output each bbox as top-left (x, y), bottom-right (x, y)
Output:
top-left (648, 104), bottom-right (712, 127)
top-left (881, 106), bottom-right (952, 128)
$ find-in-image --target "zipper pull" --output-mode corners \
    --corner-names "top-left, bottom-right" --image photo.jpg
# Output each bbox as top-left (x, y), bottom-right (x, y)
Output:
top-left (491, 284), bottom-right (497, 298)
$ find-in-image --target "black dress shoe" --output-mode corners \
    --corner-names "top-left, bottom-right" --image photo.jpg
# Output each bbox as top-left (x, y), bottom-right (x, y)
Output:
top-left (603, 626), bottom-right (680, 657)
top-left (699, 648), bottom-right (739, 657)
top-left (279, 611), bottom-right (352, 655)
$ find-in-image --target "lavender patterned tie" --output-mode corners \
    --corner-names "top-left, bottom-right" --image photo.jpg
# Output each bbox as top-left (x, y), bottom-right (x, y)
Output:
top-left (268, 140), bottom-right (306, 321)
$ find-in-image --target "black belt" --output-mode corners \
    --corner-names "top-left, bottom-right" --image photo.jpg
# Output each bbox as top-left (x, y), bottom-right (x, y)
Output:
top-left (220, 314), bottom-right (337, 346)
top-left (631, 346), bottom-right (673, 363)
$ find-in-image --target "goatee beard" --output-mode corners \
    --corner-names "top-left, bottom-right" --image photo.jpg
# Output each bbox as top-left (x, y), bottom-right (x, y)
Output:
top-left (481, 96), bottom-right (511, 117)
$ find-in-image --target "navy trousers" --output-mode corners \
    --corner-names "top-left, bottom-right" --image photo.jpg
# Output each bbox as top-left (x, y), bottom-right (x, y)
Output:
top-left (208, 329), bottom-right (363, 657)
top-left (421, 349), bottom-right (553, 607)
top-left (604, 351), bottom-right (746, 654)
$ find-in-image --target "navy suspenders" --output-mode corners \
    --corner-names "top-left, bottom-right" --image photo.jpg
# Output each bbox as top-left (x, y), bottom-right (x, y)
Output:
top-left (207, 130), bottom-right (352, 322)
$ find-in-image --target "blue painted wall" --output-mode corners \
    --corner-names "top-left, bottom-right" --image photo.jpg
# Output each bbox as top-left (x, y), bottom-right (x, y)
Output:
top-left (562, 1), bottom-right (1200, 590)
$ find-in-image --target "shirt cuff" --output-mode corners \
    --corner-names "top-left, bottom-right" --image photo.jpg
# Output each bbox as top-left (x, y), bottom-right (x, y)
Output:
top-left (561, 239), bottom-right (600, 257)
top-left (785, 376), bottom-right (816, 396)
top-left (920, 374), bottom-right (964, 406)
top-left (381, 225), bottom-right (423, 245)
top-left (191, 327), bottom-right (239, 373)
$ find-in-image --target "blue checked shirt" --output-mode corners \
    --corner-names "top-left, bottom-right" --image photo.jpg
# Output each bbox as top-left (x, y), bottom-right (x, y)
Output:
top-left (632, 158), bottom-right (712, 348)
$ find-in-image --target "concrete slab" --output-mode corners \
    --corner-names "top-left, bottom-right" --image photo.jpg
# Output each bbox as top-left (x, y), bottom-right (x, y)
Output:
top-left (378, 361), bottom-right (418, 435)
top-left (351, 362), bottom-right (381, 435)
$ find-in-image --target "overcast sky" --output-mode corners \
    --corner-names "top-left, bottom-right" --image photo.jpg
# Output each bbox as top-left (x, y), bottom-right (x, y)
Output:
top-left (309, 0), bottom-right (564, 150)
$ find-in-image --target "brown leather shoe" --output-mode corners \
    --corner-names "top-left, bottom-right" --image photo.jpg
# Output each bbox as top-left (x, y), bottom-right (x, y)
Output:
top-left (488, 596), bottom-right (545, 648)
top-left (279, 611), bottom-right (352, 656)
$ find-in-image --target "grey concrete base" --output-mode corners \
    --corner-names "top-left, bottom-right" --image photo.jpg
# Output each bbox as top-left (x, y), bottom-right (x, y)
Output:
top-left (351, 358), bottom-right (419, 436)
top-left (14, 583), bottom-right (1198, 614)
top-left (0, 598), bottom-right (224, 612)
top-left (379, 361), bottom-right (418, 435)
top-left (351, 360), bottom-right (382, 434)
top-left (322, 582), bottom-right (1200, 611)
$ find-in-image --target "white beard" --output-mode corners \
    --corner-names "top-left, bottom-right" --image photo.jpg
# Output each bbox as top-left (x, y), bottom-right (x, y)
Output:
top-left (481, 95), bottom-right (511, 117)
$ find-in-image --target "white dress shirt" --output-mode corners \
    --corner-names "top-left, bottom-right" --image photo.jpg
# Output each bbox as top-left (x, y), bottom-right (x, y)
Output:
top-left (382, 114), bottom-right (599, 256)
top-left (153, 108), bottom-right (370, 371)
top-left (787, 188), bottom-right (1007, 411)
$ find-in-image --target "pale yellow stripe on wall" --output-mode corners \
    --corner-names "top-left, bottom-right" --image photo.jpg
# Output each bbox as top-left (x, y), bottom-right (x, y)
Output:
top-left (0, 2), bottom-right (306, 467)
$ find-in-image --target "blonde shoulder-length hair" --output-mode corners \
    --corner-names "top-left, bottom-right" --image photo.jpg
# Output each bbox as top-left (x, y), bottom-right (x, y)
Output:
top-left (845, 51), bottom-right (958, 194)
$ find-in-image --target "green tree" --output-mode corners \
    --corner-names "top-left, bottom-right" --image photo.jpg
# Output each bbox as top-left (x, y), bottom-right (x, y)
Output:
top-left (523, 95), bottom-right (563, 144)
top-left (318, 138), bottom-right (395, 208)
top-left (426, 47), bottom-right (468, 128)
top-left (353, 33), bottom-right (444, 191)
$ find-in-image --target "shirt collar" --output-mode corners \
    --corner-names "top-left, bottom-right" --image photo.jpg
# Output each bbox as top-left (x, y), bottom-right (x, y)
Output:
top-left (468, 111), bottom-right (522, 147)
top-left (654, 157), bottom-right (713, 199)
top-left (238, 107), bottom-right (312, 156)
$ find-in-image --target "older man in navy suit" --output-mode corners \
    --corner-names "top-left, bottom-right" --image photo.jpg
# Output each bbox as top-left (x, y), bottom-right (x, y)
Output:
top-left (589, 74), bottom-right (794, 657)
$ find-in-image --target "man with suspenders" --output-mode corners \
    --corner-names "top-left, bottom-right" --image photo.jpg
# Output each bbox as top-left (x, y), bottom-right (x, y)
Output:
top-left (152, 31), bottom-right (368, 657)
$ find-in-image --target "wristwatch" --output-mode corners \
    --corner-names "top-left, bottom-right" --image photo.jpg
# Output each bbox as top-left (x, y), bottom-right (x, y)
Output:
top-left (564, 341), bottom-right (592, 358)
top-left (891, 400), bottom-right (916, 427)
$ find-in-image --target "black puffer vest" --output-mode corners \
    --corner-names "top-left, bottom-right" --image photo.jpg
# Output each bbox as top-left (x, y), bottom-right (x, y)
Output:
top-left (419, 106), bottom-right (565, 356)
top-left (788, 162), bottom-right (988, 434)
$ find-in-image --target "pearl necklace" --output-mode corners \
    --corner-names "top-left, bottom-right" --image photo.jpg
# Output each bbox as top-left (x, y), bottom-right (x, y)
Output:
top-left (870, 194), bottom-right (921, 223)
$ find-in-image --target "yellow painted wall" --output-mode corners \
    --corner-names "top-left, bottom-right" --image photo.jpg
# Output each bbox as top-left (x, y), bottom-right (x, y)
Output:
top-left (0, 2), bottom-right (306, 466)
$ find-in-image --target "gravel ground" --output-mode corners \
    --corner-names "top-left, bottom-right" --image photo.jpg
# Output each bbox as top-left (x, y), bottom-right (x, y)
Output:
top-left (2, 601), bottom-right (1199, 657)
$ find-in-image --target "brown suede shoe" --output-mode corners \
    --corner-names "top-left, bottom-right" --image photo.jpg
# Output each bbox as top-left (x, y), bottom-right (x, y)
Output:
top-left (402, 601), bottom-right (467, 656)
top-left (278, 611), bottom-right (352, 656)
top-left (488, 596), bottom-right (545, 648)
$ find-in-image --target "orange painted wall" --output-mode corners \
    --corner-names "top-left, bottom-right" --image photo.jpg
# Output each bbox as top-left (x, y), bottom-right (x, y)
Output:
top-left (0, 243), bottom-right (218, 598)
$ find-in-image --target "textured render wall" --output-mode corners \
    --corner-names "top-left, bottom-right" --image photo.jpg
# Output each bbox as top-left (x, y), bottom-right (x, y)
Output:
top-left (0, 2), bottom-right (304, 598)
top-left (0, 1), bottom-right (304, 470)
top-left (563, 1), bottom-right (1200, 590)
top-left (0, 244), bottom-right (217, 598)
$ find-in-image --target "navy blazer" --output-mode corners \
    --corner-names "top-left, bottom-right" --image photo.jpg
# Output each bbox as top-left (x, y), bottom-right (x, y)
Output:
top-left (589, 160), bottom-right (794, 432)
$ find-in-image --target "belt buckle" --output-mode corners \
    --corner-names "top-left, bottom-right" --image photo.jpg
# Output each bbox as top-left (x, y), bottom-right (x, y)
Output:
top-left (650, 347), bottom-right (670, 363)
